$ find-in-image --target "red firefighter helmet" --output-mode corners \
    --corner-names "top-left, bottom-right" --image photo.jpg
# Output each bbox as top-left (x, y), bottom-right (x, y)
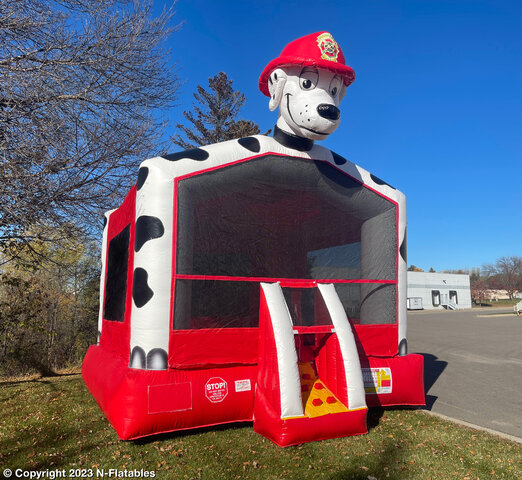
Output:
top-left (259, 31), bottom-right (355, 97)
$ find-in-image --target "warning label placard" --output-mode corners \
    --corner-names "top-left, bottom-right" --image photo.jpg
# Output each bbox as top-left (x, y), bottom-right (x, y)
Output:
top-left (205, 377), bottom-right (228, 403)
top-left (235, 379), bottom-right (251, 392)
top-left (362, 367), bottom-right (392, 394)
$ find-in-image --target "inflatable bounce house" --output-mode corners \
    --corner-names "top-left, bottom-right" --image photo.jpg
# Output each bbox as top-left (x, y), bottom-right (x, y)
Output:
top-left (83, 32), bottom-right (425, 446)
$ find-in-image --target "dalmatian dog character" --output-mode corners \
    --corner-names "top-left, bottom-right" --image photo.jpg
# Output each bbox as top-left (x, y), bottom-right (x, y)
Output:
top-left (259, 32), bottom-right (355, 143)
top-left (121, 31), bottom-right (406, 372)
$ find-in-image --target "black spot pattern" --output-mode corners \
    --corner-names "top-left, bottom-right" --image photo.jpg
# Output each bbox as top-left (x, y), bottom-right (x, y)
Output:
top-left (398, 338), bottom-right (408, 356)
top-left (146, 348), bottom-right (168, 370)
top-left (137, 167), bottom-right (149, 190)
top-left (162, 148), bottom-right (209, 162)
top-left (331, 151), bottom-right (347, 165)
top-left (400, 231), bottom-right (407, 263)
top-left (132, 268), bottom-right (154, 308)
top-left (237, 137), bottom-right (261, 153)
top-left (130, 346), bottom-right (146, 368)
top-left (135, 216), bottom-right (165, 252)
top-left (370, 173), bottom-right (396, 190)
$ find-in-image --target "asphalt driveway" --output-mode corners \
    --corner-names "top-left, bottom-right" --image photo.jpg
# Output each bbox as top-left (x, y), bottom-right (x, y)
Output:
top-left (407, 307), bottom-right (522, 440)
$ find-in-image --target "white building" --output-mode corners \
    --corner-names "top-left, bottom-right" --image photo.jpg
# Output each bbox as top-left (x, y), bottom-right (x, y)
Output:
top-left (407, 272), bottom-right (472, 310)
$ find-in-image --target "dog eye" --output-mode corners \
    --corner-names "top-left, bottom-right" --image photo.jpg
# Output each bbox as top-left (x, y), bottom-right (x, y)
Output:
top-left (299, 68), bottom-right (318, 91)
top-left (329, 76), bottom-right (342, 97)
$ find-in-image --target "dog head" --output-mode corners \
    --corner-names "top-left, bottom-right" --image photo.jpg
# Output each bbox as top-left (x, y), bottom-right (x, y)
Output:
top-left (267, 65), bottom-right (347, 140)
top-left (259, 32), bottom-right (355, 142)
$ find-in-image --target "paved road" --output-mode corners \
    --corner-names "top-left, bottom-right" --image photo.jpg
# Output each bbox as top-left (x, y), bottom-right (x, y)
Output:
top-left (407, 307), bottom-right (522, 440)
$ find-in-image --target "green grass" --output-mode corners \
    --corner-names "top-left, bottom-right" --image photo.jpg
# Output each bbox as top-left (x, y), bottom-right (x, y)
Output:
top-left (473, 298), bottom-right (520, 308)
top-left (1, 374), bottom-right (520, 480)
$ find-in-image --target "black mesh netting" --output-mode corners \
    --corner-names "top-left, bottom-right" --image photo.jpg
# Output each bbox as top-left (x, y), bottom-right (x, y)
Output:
top-left (174, 155), bottom-right (397, 328)
top-left (104, 225), bottom-right (130, 322)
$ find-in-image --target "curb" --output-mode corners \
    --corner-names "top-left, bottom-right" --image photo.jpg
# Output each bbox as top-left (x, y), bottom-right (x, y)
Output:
top-left (418, 409), bottom-right (522, 444)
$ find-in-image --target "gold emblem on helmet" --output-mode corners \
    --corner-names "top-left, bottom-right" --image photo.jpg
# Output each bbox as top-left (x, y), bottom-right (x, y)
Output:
top-left (317, 32), bottom-right (339, 62)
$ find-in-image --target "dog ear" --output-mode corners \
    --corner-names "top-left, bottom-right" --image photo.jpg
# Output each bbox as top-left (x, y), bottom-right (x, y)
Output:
top-left (268, 68), bottom-right (287, 111)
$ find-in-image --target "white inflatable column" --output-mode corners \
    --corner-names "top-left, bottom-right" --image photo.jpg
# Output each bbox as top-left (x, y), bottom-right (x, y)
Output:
top-left (129, 160), bottom-right (175, 370)
top-left (396, 192), bottom-right (408, 355)
top-left (260, 282), bottom-right (304, 419)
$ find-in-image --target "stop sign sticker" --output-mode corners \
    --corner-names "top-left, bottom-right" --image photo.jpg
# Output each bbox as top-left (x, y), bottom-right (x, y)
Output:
top-left (205, 377), bottom-right (228, 403)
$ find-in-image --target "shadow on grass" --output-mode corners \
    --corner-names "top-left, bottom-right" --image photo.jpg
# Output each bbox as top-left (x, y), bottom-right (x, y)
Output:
top-left (133, 408), bottom-right (396, 445)
top-left (132, 421), bottom-right (253, 445)
top-left (0, 372), bottom-right (80, 387)
top-left (366, 407), bottom-right (385, 431)
top-left (328, 441), bottom-right (405, 480)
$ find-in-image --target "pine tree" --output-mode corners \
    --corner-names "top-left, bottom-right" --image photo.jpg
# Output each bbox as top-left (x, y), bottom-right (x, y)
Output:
top-left (171, 72), bottom-right (265, 149)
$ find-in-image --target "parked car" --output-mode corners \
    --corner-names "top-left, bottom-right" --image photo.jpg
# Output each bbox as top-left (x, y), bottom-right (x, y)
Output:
top-left (515, 300), bottom-right (522, 316)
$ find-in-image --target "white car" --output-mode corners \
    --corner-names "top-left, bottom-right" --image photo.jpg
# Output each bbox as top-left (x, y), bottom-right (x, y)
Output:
top-left (515, 300), bottom-right (522, 316)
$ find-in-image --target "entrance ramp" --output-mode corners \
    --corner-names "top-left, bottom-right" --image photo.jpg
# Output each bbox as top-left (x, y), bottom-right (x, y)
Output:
top-left (253, 282), bottom-right (368, 446)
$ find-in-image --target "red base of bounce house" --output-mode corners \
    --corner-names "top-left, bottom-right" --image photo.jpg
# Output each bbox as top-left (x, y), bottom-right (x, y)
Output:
top-left (83, 346), bottom-right (256, 440)
top-left (83, 345), bottom-right (424, 443)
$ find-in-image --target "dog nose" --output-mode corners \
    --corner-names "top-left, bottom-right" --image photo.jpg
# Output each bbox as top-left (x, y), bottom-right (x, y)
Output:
top-left (317, 104), bottom-right (340, 121)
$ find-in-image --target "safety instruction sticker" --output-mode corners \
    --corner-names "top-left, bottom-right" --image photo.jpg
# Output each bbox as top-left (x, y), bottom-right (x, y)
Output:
top-left (205, 377), bottom-right (228, 403)
top-left (235, 379), bottom-right (251, 392)
top-left (362, 367), bottom-right (392, 394)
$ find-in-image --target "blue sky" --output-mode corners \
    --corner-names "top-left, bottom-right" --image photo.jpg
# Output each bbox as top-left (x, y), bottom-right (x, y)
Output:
top-left (155, 0), bottom-right (521, 272)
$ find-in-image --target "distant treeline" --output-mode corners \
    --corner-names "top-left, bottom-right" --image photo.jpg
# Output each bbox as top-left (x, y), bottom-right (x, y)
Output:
top-left (0, 235), bottom-right (99, 377)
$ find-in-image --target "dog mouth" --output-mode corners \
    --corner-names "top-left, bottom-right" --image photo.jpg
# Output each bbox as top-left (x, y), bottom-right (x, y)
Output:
top-left (285, 94), bottom-right (329, 136)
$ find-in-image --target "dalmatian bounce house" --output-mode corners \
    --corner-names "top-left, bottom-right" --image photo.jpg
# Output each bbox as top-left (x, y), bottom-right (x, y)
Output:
top-left (83, 32), bottom-right (425, 446)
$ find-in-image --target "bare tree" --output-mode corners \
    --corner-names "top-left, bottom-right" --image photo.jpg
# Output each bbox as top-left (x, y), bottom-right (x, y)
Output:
top-left (171, 72), bottom-right (265, 149)
top-left (483, 256), bottom-right (522, 299)
top-left (470, 277), bottom-right (489, 305)
top-left (0, 0), bottom-right (180, 261)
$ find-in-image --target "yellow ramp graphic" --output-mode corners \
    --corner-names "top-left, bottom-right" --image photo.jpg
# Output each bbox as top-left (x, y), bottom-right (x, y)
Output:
top-left (298, 362), bottom-right (349, 418)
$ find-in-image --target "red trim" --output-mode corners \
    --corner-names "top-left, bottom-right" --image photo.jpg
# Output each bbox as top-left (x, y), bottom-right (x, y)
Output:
top-left (292, 325), bottom-right (335, 334)
top-left (175, 274), bottom-right (396, 285)
top-left (174, 153), bottom-right (399, 211)
top-left (100, 186), bottom-right (136, 358)
top-left (395, 202), bottom-right (400, 340)
top-left (169, 179), bottom-right (179, 329)
top-left (176, 153), bottom-right (275, 183)
top-left (170, 153), bottom-right (401, 338)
